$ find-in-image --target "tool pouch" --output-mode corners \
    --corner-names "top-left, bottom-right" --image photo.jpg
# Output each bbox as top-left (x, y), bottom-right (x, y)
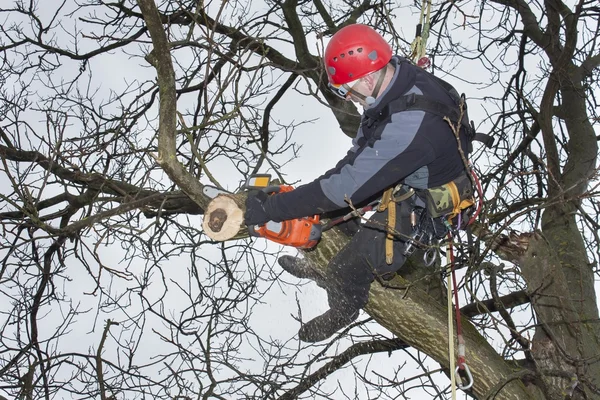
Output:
top-left (417, 172), bottom-right (474, 224)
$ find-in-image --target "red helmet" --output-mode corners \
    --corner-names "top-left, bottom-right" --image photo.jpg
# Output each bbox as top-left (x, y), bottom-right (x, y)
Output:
top-left (324, 24), bottom-right (392, 85)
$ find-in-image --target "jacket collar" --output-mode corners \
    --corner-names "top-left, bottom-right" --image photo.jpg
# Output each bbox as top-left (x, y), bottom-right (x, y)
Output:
top-left (364, 56), bottom-right (416, 118)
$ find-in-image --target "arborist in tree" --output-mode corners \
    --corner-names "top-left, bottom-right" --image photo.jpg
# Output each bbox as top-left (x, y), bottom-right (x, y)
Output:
top-left (244, 24), bottom-right (489, 343)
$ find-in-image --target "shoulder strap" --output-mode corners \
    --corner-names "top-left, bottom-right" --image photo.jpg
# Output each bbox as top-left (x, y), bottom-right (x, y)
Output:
top-left (393, 93), bottom-right (469, 129)
top-left (383, 93), bottom-right (494, 149)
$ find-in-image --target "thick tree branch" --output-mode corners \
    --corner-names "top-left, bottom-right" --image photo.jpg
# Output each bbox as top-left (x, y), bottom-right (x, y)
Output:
top-left (296, 227), bottom-right (535, 400)
top-left (364, 274), bottom-right (534, 399)
top-left (487, 0), bottom-right (548, 50)
top-left (136, 0), bottom-right (209, 211)
top-left (580, 52), bottom-right (600, 77)
top-left (538, 72), bottom-right (562, 196)
top-left (461, 290), bottom-right (530, 318)
top-left (312, 0), bottom-right (336, 31)
top-left (0, 144), bottom-right (206, 220)
top-left (282, 0), bottom-right (318, 68)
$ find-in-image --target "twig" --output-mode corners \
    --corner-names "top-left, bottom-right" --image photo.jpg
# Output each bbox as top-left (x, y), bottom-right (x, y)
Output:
top-left (96, 319), bottom-right (119, 400)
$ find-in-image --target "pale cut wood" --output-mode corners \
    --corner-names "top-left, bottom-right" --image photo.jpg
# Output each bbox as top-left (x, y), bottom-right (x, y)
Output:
top-left (202, 195), bottom-right (244, 240)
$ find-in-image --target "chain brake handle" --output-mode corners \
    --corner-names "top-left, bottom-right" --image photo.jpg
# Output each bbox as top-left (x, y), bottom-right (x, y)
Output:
top-left (262, 185), bottom-right (285, 194)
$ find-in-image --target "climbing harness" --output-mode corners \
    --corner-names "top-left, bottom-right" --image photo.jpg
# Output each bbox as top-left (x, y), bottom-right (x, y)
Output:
top-left (376, 168), bottom-right (482, 268)
top-left (410, 0), bottom-right (432, 68)
top-left (373, 176), bottom-right (479, 396)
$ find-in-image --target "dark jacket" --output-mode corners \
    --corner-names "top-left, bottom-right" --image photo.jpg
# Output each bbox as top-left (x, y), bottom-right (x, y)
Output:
top-left (261, 56), bottom-right (470, 222)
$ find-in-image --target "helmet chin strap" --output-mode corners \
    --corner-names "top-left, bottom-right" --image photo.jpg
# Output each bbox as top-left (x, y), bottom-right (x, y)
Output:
top-left (347, 68), bottom-right (387, 106)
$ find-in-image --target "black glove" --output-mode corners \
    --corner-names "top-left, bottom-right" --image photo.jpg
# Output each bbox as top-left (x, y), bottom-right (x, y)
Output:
top-left (244, 190), bottom-right (271, 226)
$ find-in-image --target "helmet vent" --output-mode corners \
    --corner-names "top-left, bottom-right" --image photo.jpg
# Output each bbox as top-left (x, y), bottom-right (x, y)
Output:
top-left (368, 50), bottom-right (378, 60)
top-left (328, 66), bottom-right (336, 74)
top-left (357, 47), bottom-right (363, 53)
top-left (340, 53), bottom-right (345, 58)
top-left (348, 50), bottom-right (354, 55)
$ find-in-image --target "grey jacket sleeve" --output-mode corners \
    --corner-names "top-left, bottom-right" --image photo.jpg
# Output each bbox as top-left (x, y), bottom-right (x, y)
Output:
top-left (260, 110), bottom-right (436, 223)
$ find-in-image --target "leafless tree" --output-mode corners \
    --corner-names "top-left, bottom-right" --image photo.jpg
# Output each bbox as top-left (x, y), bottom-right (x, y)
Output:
top-left (1, 0), bottom-right (599, 399)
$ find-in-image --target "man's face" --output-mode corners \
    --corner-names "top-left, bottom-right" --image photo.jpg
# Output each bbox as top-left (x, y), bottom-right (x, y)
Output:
top-left (344, 79), bottom-right (369, 107)
top-left (330, 79), bottom-right (366, 106)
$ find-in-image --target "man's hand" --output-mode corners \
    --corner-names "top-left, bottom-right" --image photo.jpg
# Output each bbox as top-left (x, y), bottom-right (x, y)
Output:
top-left (244, 190), bottom-right (271, 226)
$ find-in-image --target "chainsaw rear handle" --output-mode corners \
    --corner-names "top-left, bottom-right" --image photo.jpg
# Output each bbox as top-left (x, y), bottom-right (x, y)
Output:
top-left (261, 186), bottom-right (285, 194)
top-left (247, 224), bottom-right (262, 237)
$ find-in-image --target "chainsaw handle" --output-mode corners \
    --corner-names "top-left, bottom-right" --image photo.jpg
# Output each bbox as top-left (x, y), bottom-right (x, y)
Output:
top-left (247, 225), bottom-right (261, 237)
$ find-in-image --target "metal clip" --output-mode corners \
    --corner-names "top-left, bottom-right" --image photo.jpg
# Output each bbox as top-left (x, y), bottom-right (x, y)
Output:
top-left (410, 209), bottom-right (418, 228)
top-left (456, 363), bottom-right (473, 390)
top-left (423, 247), bottom-right (437, 266)
top-left (403, 230), bottom-right (424, 257)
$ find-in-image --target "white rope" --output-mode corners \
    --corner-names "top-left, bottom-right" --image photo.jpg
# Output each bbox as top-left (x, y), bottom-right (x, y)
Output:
top-left (447, 255), bottom-right (457, 399)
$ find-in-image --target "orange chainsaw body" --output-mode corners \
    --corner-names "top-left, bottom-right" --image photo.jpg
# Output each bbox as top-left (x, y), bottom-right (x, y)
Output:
top-left (251, 185), bottom-right (321, 249)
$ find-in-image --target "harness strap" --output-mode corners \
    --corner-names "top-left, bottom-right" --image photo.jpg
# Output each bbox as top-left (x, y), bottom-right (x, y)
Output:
top-left (385, 198), bottom-right (396, 264)
top-left (395, 93), bottom-right (470, 130)
top-left (378, 186), bottom-right (415, 265)
top-left (378, 187), bottom-right (394, 212)
top-left (367, 92), bottom-right (494, 149)
top-left (447, 181), bottom-right (461, 215)
top-left (444, 180), bottom-right (475, 224)
top-left (377, 188), bottom-right (396, 264)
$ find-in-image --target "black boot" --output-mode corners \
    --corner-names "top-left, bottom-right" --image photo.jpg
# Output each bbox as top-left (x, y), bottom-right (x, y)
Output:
top-left (278, 256), bottom-right (327, 286)
top-left (298, 308), bottom-right (359, 343)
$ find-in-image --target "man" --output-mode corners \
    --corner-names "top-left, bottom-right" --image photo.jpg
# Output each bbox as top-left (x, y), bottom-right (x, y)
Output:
top-left (244, 24), bottom-right (474, 342)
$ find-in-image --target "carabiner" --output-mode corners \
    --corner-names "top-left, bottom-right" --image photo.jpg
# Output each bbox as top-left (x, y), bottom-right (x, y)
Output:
top-left (456, 362), bottom-right (474, 390)
top-left (423, 247), bottom-right (437, 266)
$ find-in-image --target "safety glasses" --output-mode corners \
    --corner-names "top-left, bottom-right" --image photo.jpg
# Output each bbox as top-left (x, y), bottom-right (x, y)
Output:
top-left (328, 80), bottom-right (359, 100)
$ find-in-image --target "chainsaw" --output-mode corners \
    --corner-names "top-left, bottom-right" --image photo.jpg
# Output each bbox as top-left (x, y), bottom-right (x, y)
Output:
top-left (203, 174), bottom-right (322, 249)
